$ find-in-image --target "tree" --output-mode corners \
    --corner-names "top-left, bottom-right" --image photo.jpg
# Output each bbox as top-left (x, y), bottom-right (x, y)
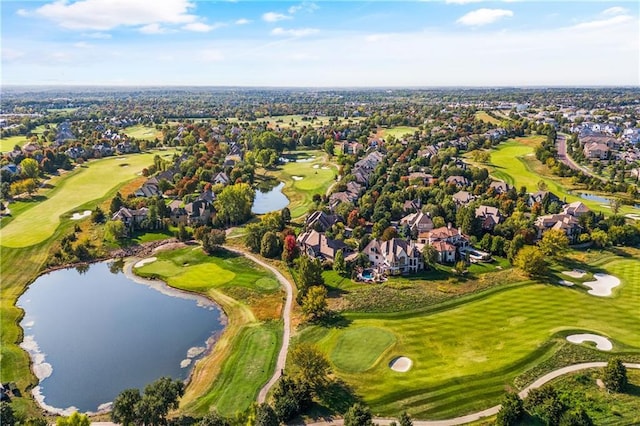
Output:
top-left (20, 157), bottom-right (40, 179)
top-left (23, 178), bottom-right (38, 195)
top-left (381, 226), bottom-right (398, 241)
top-left (136, 377), bottom-right (184, 426)
top-left (245, 223), bottom-right (265, 253)
top-left (524, 386), bottom-right (564, 426)
top-left (514, 246), bottom-right (546, 276)
top-left (496, 392), bottom-right (523, 426)
top-left (590, 228), bottom-right (610, 248)
top-left (301, 285), bottom-right (328, 321)
top-left (538, 229), bottom-right (569, 257)
top-left (398, 411), bottom-right (413, 426)
top-left (214, 183), bottom-right (255, 226)
top-left (296, 255), bottom-right (324, 303)
top-left (333, 249), bottom-right (346, 275)
top-left (111, 389), bottom-right (142, 426)
top-left (559, 408), bottom-right (593, 426)
top-left (343, 403), bottom-right (374, 426)
top-left (110, 192), bottom-right (124, 214)
top-left (456, 205), bottom-right (482, 237)
top-left (507, 234), bottom-right (525, 263)
top-left (56, 412), bottom-right (90, 426)
top-left (603, 359), bottom-right (627, 392)
top-left (281, 207), bottom-right (291, 224)
top-left (422, 244), bottom-right (438, 269)
top-left (104, 220), bottom-right (127, 241)
top-left (177, 223), bottom-right (191, 242)
top-left (202, 229), bottom-right (226, 254)
top-left (91, 206), bottom-right (106, 223)
top-left (454, 260), bottom-right (466, 275)
top-left (0, 402), bottom-right (15, 426)
top-left (282, 234), bottom-right (298, 264)
top-left (260, 231), bottom-right (282, 258)
top-left (271, 376), bottom-right (312, 422)
top-left (254, 403), bottom-right (278, 426)
top-left (289, 343), bottom-right (331, 391)
top-left (199, 411), bottom-right (229, 426)
top-left (609, 197), bottom-right (622, 215)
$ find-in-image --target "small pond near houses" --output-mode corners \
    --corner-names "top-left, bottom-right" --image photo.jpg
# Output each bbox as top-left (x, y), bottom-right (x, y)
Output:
top-left (17, 261), bottom-right (224, 413)
top-left (252, 182), bottom-right (289, 214)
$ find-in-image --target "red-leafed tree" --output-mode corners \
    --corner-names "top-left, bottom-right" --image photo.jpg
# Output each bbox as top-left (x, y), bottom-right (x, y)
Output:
top-left (282, 234), bottom-right (298, 264)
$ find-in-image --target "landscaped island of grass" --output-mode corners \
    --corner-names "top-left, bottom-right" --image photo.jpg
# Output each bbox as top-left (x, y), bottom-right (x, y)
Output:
top-left (134, 246), bottom-right (284, 417)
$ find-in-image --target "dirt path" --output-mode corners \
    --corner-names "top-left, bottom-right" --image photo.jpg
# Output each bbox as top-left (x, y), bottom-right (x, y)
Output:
top-left (223, 246), bottom-right (294, 403)
top-left (306, 363), bottom-right (640, 426)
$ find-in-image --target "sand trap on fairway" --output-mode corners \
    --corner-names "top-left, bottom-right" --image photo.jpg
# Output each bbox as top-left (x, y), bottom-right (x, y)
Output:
top-left (389, 356), bottom-right (413, 372)
top-left (559, 280), bottom-right (574, 287)
top-left (292, 176), bottom-right (304, 181)
top-left (321, 166), bottom-right (329, 170)
top-left (583, 273), bottom-right (620, 297)
top-left (71, 210), bottom-right (91, 220)
top-left (567, 334), bottom-right (612, 351)
top-left (134, 257), bottom-right (157, 268)
top-left (563, 269), bottom-right (586, 279)
top-left (313, 164), bottom-right (320, 169)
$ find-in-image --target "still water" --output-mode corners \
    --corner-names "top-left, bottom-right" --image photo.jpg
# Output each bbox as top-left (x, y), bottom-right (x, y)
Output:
top-left (252, 182), bottom-right (289, 214)
top-left (17, 261), bottom-right (224, 413)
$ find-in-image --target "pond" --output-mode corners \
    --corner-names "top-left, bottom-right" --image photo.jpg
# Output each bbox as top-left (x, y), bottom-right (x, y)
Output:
top-left (17, 261), bottom-right (224, 414)
top-left (572, 192), bottom-right (640, 209)
top-left (252, 182), bottom-right (289, 214)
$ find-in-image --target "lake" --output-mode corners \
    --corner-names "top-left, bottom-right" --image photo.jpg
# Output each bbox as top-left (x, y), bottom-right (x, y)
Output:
top-left (252, 181), bottom-right (289, 214)
top-left (572, 192), bottom-right (640, 209)
top-left (17, 261), bottom-right (224, 414)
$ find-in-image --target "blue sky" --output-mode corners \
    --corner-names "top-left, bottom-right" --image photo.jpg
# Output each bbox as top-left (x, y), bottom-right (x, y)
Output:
top-left (2, 1), bottom-right (638, 86)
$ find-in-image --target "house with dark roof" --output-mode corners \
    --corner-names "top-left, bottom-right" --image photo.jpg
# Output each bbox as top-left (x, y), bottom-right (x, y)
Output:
top-left (400, 211), bottom-right (434, 234)
top-left (475, 205), bottom-right (503, 231)
top-left (306, 211), bottom-right (342, 232)
top-left (528, 191), bottom-right (561, 207)
top-left (452, 190), bottom-right (476, 206)
top-left (489, 181), bottom-right (513, 195)
top-left (184, 199), bottom-right (213, 226)
top-left (112, 207), bottom-right (149, 230)
top-left (445, 175), bottom-right (470, 188)
top-left (534, 213), bottom-right (582, 243)
top-left (297, 230), bottom-right (349, 262)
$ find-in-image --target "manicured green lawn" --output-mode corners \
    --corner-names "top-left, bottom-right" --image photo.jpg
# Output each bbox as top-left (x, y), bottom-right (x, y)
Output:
top-left (474, 111), bottom-right (502, 125)
top-left (1, 151), bottom-right (175, 248)
top-left (123, 124), bottom-right (163, 141)
top-left (0, 135), bottom-right (29, 152)
top-left (382, 126), bottom-right (419, 141)
top-left (266, 151), bottom-right (337, 218)
top-left (330, 327), bottom-right (396, 373)
top-left (135, 247), bottom-right (283, 416)
top-left (300, 255), bottom-right (640, 419)
top-left (487, 137), bottom-right (638, 215)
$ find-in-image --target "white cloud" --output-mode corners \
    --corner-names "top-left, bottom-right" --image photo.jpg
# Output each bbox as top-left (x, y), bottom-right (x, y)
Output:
top-left (602, 7), bottom-right (627, 16)
top-left (262, 12), bottom-right (291, 23)
top-left (16, 8), bottom-right (29, 17)
top-left (34, 0), bottom-right (198, 31)
top-left (73, 41), bottom-right (92, 48)
top-left (199, 49), bottom-right (224, 62)
top-left (183, 22), bottom-right (224, 32)
top-left (457, 8), bottom-right (513, 26)
top-left (84, 32), bottom-right (112, 39)
top-left (235, 18), bottom-right (251, 25)
top-left (271, 27), bottom-right (319, 37)
top-left (569, 14), bottom-right (632, 30)
top-left (365, 34), bottom-right (391, 43)
top-left (288, 2), bottom-right (318, 15)
top-left (139, 23), bottom-right (167, 34)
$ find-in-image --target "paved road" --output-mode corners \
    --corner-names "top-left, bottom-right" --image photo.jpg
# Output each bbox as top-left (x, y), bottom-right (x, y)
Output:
top-left (223, 246), bottom-right (294, 403)
top-left (305, 363), bottom-right (640, 426)
top-left (556, 134), bottom-right (604, 181)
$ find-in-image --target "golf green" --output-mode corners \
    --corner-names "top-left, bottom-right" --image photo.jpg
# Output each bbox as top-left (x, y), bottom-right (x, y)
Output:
top-left (330, 327), bottom-right (397, 373)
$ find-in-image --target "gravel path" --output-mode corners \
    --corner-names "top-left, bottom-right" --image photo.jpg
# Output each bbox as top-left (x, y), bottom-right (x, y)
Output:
top-left (223, 246), bottom-right (293, 403)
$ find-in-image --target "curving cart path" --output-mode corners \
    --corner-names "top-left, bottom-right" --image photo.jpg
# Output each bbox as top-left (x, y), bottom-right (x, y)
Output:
top-left (223, 246), bottom-right (294, 403)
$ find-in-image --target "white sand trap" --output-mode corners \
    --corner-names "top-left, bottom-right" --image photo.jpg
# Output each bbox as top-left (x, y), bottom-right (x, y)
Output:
top-left (389, 356), bottom-right (413, 372)
top-left (313, 164), bottom-right (320, 169)
top-left (559, 280), bottom-right (574, 287)
top-left (567, 333), bottom-right (613, 351)
top-left (134, 257), bottom-right (157, 268)
top-left (292, 176), bottom-right (304, 181)
top-left (563, 269), bottom-right (586, 279)
top-left (71, 210), bottom-right (91, 220)
top-left (583, 273), bottom-right (620, 297)
top-left (321, 166), bottom-right (329, 170)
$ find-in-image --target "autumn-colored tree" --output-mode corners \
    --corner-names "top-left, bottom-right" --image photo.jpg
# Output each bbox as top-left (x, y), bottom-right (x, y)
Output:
top-left (282, 234), bottom-right (298, 264)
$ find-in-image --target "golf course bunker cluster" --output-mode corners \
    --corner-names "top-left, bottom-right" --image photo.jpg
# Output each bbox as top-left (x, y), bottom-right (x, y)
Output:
top-left (566, 334), bottom-right (613, 351)
top-left (583, 273), bottom-right (620, 297)
top-left (389, 356), bottom-right (413, 372)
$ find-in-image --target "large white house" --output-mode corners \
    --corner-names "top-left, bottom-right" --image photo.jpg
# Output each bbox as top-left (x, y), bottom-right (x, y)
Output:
top-left (363, 238), bottom-right (424, 275)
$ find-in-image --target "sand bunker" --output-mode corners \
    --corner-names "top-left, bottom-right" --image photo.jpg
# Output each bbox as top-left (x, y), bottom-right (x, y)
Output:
top-left (321, 166), bottom-right (329, 170)
top-left (292, 176), bottom-right (304, 181)
top-left (559, 280), bottom-right (574, 287)
top-left (583, 273), bottom-right (620, 297)
top-left (313, 164), bottom-right (320, 169)
top-left (71, 210), bottom-right (91, 220)
top-left (134, 257), bottom-right (157, 268)
top-left (563, 269), bottom-right (586, 279)
top-left (567, 333), bottom-right (612, 351)
top-left (389, 356), bottom-right (413, 372)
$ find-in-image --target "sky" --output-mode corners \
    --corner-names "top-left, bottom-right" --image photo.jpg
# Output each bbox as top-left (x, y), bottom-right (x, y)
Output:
top-left (1, 0), bottom-right (639, 87)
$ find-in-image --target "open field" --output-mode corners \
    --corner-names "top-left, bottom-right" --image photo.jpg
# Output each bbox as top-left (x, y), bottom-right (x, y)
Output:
top-left (123, 124), bottom-right (163, 141)
top-left (300, 253), bottom-right (640, 419)
top-left (265, 151), bottom-right (337, 218)
top-left (1, 150), bottom-right (175, 248)
top-left (481, 136), bottom-right (638, 215)
top-left (135, 247), bottom-right (283, 416)
top-left (474, 111), bottom-right (502, 125)
top-left (0, 135), bottom-right (30, 152)
top-left (380, 126), bottom-right (419, 141)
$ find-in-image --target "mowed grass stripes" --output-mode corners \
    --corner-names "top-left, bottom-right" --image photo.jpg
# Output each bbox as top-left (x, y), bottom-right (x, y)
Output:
top-left (299, 257), bottom-right (640, 418)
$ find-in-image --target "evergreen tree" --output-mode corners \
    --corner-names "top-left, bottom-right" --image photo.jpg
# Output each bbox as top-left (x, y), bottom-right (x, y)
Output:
top-left (603, 359), bottom-right (628, 392)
